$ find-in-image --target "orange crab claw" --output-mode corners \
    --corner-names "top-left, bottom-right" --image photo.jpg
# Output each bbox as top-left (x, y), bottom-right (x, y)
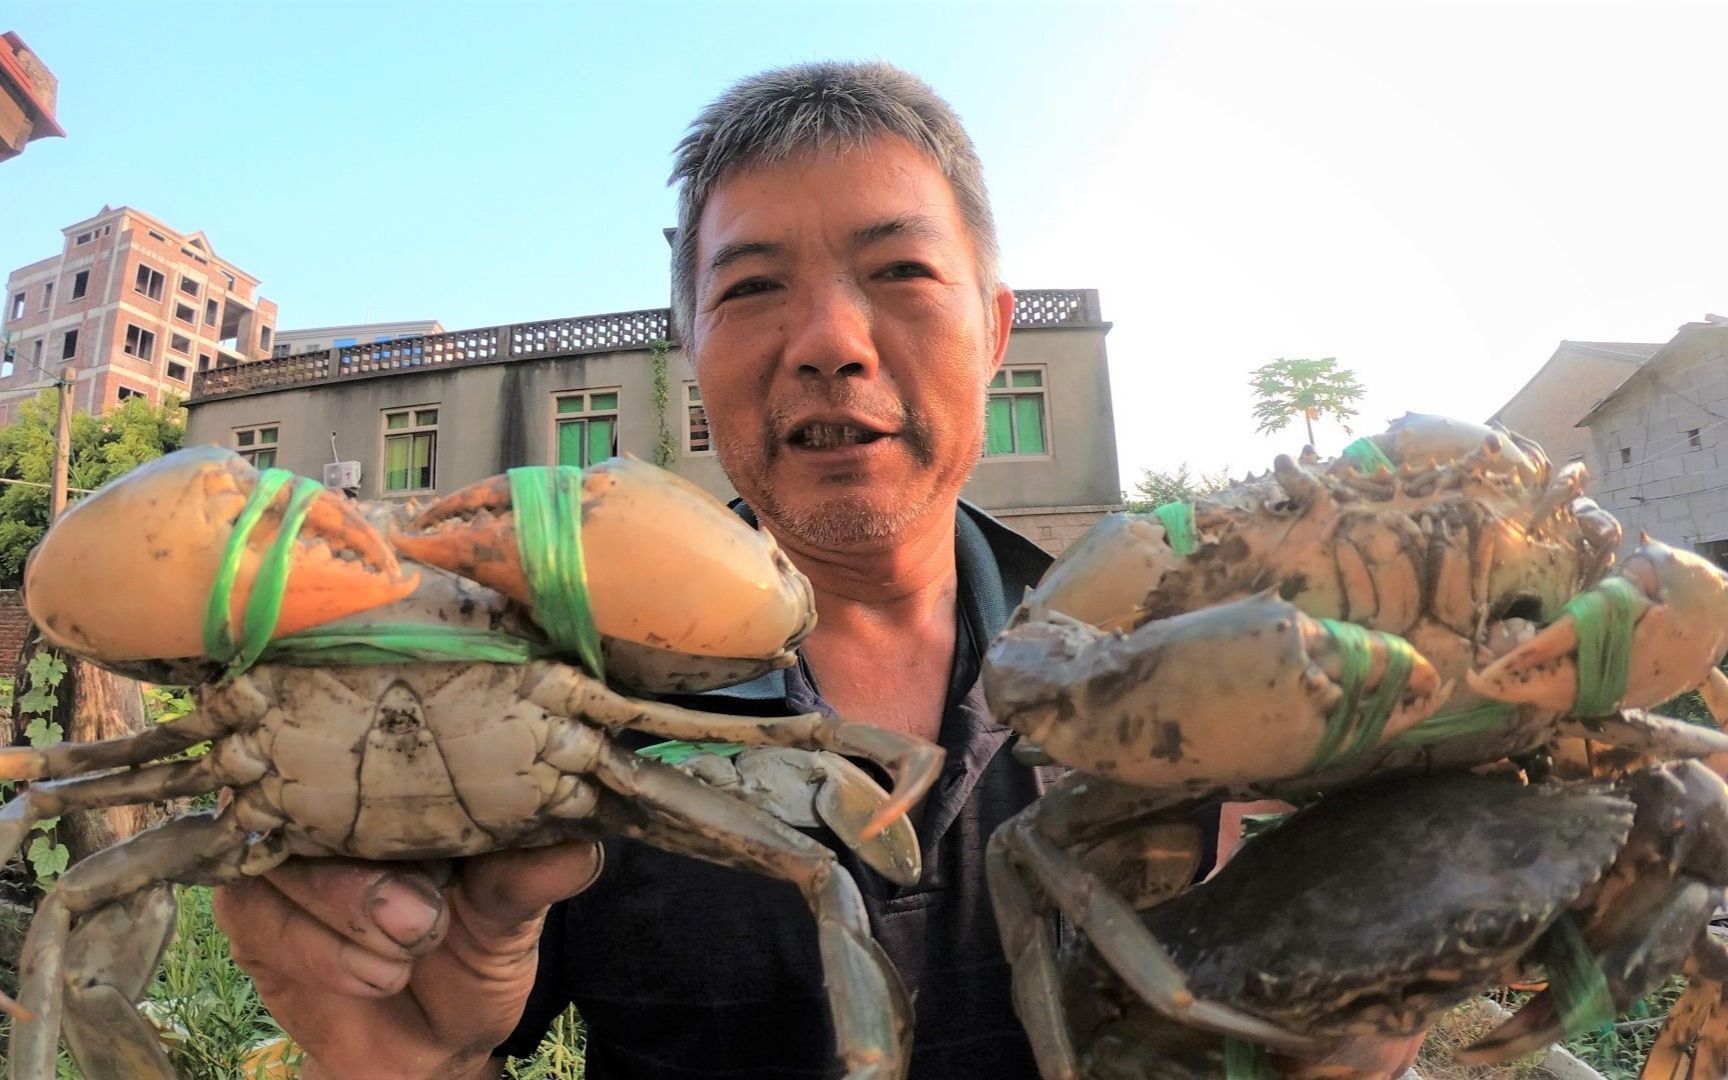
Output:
top-left (392, 456), bottom-right (814, 661)
top-left (1468, 541), bottom-right (1728, 717)
top-left (24, 445), bottom-right (418, 663)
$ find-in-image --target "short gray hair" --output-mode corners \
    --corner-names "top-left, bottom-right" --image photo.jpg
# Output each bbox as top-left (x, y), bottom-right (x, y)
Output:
top-left (668, 61), bottom-right (1000, 339)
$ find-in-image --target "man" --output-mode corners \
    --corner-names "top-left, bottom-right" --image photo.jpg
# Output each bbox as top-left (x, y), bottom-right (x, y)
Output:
top-left (214, 61), bottom-right (1064, 1078)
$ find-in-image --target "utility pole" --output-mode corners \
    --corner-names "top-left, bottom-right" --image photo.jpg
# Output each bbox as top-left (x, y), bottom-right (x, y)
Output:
top-left (49, 370), bottom-right (71, 520)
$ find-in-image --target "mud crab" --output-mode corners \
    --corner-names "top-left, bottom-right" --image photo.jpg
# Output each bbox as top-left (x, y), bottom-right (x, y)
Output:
top-left (982, 414), bottom-right (1728, 1076)
top-left (2, 446), bottom-right (942, 1080)
top-left (1053, 760), bottom-right (1728, 1079)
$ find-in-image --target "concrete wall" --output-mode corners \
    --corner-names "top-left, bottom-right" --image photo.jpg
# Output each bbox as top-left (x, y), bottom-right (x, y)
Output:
top-left (1489, 342), bottom-right (1652, 488)
top-left (185, 324), bottom-right (1122, 518)
top-left (1584, 322), bottom-right (1728, 550)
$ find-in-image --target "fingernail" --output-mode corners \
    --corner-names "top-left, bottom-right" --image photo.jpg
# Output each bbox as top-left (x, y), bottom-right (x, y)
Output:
top-left (368, 877), bottom-right (442, 950)
top-left (339, 944), bottom-right (409, 994)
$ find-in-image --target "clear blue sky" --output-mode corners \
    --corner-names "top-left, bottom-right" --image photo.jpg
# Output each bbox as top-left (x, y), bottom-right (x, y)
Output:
top-left (5, 1), bottom-right (1726, 491)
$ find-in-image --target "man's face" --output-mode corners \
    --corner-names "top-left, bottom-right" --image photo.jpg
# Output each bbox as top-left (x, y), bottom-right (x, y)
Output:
top-left (689, 136), bottom-right (1014, 551)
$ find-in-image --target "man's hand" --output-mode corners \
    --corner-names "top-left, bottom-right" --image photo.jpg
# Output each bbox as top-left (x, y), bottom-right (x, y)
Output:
top-left (213, 840), bottom-right (602, 1080)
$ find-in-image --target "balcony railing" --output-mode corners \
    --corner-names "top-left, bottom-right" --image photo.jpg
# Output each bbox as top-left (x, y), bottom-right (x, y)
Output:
top-left (189, 290), bottom-right (1102, 402)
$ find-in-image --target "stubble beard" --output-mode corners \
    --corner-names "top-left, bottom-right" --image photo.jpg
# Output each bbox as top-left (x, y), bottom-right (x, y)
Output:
top-left (718, 400), bottom-right (979, 550)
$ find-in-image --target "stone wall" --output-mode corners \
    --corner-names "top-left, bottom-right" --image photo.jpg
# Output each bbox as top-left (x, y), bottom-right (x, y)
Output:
top-left (0, 590), bottom-right (30, 674)
top-left (991, 504), bottom-right (1120, 556)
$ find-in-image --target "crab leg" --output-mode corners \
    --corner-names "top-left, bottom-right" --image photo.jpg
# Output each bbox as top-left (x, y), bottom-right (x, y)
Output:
top-left (12, 810), bottom-right (261, 1080)
top-left (525, 663), bottom-right (943, 839)
top-left (584, 740), bottom-right (912, 1080)
top-left (0, 706), bottom-right (231, 781)
top-left (985, 824), bottom-right (1082, 1079)
top-left (990, 809), bottom-right (1323, 1057)
top-left (1641, 929), bottom-right (1728, 1080)
top-left (0, 757), bottom-right (230, 887)
top-left (1552, 710), bottom-right (1728, 761)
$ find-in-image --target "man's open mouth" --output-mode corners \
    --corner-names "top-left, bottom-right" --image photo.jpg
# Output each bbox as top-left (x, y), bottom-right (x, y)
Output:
top-left (788, 423), bottom-right (888, 450)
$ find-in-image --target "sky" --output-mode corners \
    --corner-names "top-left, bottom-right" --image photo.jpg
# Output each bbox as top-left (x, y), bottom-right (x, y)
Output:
top-left (2, 0), bottom-right (1725, 494)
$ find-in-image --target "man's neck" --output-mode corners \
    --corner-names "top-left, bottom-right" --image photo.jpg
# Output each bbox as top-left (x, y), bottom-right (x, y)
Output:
top-left (763, 504), bottom-right (962, 741)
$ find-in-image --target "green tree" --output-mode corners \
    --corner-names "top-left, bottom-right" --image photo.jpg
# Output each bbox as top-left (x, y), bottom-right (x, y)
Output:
top-left (1248, 356), bottom-right (1365, 451)
top-left (1125, 463), bottom-right (1230, 512)
top-left (0, 391), bottom-right (185, 585)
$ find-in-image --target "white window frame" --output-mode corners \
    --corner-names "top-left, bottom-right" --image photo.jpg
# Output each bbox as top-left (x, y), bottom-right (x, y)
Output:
top-left (235, 424), bottom-right (279, 469)
top-left (382, 405), bottom-right (440, 494)
top-left (982, 364), bottom-right (1053, 460)
top-left (551, 388), bottom-right (621, 468)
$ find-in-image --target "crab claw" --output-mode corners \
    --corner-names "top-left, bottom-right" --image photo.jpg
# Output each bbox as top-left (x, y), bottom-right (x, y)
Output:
top-left (1467, 539), bottom-right (1728, 717)
top-left (391, 458), bottom-right (815, 669)
top-left (24, 445), bottom-right (417, 663)
top-left (985, 593), bottom-right (1444, 789)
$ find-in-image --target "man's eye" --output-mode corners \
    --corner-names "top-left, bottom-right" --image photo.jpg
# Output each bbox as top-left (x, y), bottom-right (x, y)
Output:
top-left (720, 278), bottom-right (777, 301)
top-left (878, 262), bottom-right (933, 280)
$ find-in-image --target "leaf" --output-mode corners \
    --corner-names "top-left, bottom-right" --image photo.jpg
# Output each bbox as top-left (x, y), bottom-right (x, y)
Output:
top-left (27, 836), bottom-right (69, 880)
top-left (23, 716), bottom-right (63, 745)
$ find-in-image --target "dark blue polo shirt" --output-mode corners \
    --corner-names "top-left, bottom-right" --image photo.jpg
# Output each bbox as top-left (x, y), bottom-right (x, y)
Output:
top-left (498, 502), bottom-right (1058, 1078)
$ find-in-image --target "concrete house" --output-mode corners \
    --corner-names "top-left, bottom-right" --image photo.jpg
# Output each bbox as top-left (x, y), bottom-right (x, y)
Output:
top-left (1488, 339), bottom-right (1659, 487)
top-left (1576, 315), bottom-right (1728, 562)
top-left (183, 289), bottom-right (1123, 555)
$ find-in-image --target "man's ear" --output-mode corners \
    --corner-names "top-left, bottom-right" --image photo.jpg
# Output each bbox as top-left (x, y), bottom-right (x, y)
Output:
top-left (989, 284), bottom-right (1015, 373)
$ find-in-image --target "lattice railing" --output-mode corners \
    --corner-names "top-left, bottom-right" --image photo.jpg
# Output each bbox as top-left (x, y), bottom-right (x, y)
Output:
top-left (192, 349), bottom-right (330, 397)
top-left (188, 292), bottom-right (1101, 400)
top-left (511, 309), bottom-right (670, 358)
top-left (1011, 289), bottom-right (1102, 327)
top-left (339, 327), bottom-right (500, 377)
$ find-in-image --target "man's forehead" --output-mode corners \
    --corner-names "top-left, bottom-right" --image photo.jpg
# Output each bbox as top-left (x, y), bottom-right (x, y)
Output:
top-left (696, 139), bottom-right (963, 249)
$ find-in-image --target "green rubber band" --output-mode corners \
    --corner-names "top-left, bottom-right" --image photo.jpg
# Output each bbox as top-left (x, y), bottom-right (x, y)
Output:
top-left (1390, 700), bottom-right (1517, 747)
top-left (203, 468), bottom-right (294, 666)
top-left (1341, 437), bottom-right (1394, 474)
top-left (1565, 576), bottom-right (1642, 716)
top-left (232, 477), bottom-right (324, 676)
top-left (636, 740), bottom-right (748, 766)
top-left (1306, 621), bottom-right (1417, 771)
top-left (262, 625), bottom-right (550, 667)
top-left (1223, 1037), bottom-right (1278, 1080)
top-left (509, 466), bottom-right (605, 680)
top-left (1342, 630), bottom-right (1415, 762)
top-left (1152, 501), bottom-right (1198, 557)
top-left (1544, 913), bottom-right (1615, 1039)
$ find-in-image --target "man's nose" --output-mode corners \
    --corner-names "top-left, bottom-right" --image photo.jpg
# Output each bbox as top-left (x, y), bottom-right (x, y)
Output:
top-left (782, 278), bottom-right (878, 379)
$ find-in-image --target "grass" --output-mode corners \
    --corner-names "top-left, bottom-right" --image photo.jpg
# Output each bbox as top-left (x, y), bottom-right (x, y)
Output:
top-left (0, 885), bottom-right (587, 1079)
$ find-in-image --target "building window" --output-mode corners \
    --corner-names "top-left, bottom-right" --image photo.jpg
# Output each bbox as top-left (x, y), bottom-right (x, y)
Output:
top-left (71, 270), bottom-right (88, 300)
top-left (40, 282), bottom-right (52, 310)
top-left (204, 299), bottom-right (218, 326)
top-left (170, 333), bottom-right (191, 354)
top-left (1698, 539), bottom-right (1728, 571)
top-left (61, 329), bottom-right (77, 360)
top-left (1689, 429), bottom-right (1703, 449)
top-left (134, 264), bottom-right (165, 301)
top-left (383, 407), bottom-right (438, 492)
top-left (32, 338), bottom-right (43, 365)
top-left (220, 270), bottom-right (237, 290)
top-left (259, 325), bottom-right (272, 353)
top-left (8, 292), bottom-right (23, 321)
top-left (1619, 447), bottom-right (1632, 466)
top-left (146, 230), bottom-right (167, 243)
top-left (174, 302), bottom-right (196, 324)
top-left (123, 324), bottom-right (156, 360)
top-left (272, 344), bottom-right (291, 358)
top-left (117, 386), bottom-right (144, 402)
top-left (198, 352), bottom-right (212, 372)
top-left (984, 367), bottom-right (1050, 457)
top-left (74, 231), bottom-right (91, 245)
top-left (685, 383), bottom-right (712, 454)
top-left (166, 361), bottom-right (188, 382)
top-left (179, 276), bottom-right (200, 298)
top-left (235, 425), bottom-right (279, 469)
top-left (554, 390), bottom-right (619, 467)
